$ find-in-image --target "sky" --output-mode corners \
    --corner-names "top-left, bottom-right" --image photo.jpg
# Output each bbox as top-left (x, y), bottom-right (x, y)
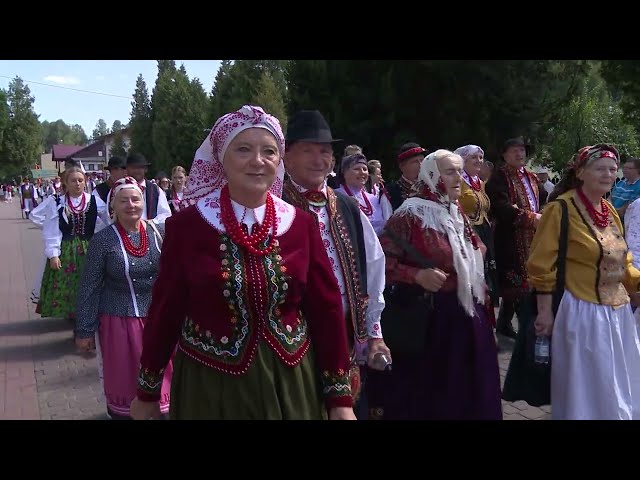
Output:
top-left (0, 60), bottom-right (222, 137)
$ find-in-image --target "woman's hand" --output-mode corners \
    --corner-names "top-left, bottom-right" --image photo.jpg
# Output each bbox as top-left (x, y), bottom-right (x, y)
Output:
top-left (75, 336), bottom-right (95, 353)
top-left (415, 268), bottom-right (448, 292)
top-left (49, 257), bottom-right (61, 270)
top-left (130, 397), bottom-right (162, 420)
top-left (534, 310), bottom-right (555, 336)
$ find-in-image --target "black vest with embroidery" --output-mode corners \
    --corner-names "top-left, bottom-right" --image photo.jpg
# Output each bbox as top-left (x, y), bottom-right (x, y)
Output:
top-left (282, 181), bottom-right (369, 345)
top-left (144, 181), bottom-right (159, 220)
top-left (57, 196), bottom-right (98, 242)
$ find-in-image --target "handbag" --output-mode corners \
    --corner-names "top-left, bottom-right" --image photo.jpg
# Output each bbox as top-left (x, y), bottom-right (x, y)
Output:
top-left (380, 229), bottom-right (436, 356)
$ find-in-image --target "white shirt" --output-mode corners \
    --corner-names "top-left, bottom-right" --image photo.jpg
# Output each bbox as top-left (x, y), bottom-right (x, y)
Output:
top-left (32, 193), bottom-right (91, 259)
top-left (335, 185), bottom-right (391, 236)
top-left (290, 179), bottom-right (386, 340)
top-left (140, 179), bottom-right (172, 224)
top-left (625, 197), bottom-right (640, 269)
top-left (92, 189), bottom-right (110, 233)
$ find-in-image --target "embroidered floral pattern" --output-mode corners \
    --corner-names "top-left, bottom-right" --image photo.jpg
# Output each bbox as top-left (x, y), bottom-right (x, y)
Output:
top-left (181, 237), bottom-right (252, 365)
top-left (321, 369), bottom-right (352, 399)
top-left (137, 366), bottom-right (165, 395)
top-left (327, 189), bottom-right (369, 342)
top-left (263, 244), bottom-right (307, 354)
top-left (181, 232), bottom-right (302, 366)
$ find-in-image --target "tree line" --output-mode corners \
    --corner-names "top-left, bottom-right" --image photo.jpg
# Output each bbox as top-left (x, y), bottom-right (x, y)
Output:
top-left (129, 59), bottom-right (640, 178)
top-left (3, 60), bottom-right (640, 181)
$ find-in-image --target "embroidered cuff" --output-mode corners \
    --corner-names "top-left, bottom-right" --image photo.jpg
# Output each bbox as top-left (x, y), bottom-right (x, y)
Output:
top-left (367, 320), bottom-right (383, 339)
top-left (136, 366), bottom-right (165, 402)
top-left (322, 369), bottom-right (353, 409)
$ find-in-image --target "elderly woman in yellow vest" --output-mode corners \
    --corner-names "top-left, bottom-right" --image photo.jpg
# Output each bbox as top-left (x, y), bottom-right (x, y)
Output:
top-left (528, 144), bottom-right (640, 420)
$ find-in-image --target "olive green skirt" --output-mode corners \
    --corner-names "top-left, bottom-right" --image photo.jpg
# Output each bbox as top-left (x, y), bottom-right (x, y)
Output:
top-left (170, 342), bottom-right (327, 420)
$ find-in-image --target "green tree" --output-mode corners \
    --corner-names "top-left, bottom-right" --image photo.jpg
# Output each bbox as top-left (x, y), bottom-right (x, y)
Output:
top-left (535, 63), bottom-right (639, 172)
top-left (209, 60), bottom-right (234, 124)
top-left (151, 65), bottom-right (208, 174)
top-left (209, 60), bottom-right (289, 124)
top-left (111, 119), bottom-right (123, 132)
top-left (70, 124), bottom-right (88, 145)
top-left (129, 74), bottom-right (154, 159)
top-left (1, 77), bottom-right (42, 175)
top-left (41, 119), bottom-right (88, 152)
top-left (601, 60), bottom-right (640, 131)
top-left (157, 60), bottom-right (176, 78)
top-left (0, 89), bottom-right (8, 154)
top-left (253, 70), bottom-right (288, 128)
top-left (286, 60), bottom-right (588, 178)
top-left (0, 89), bottom-right (9, 177)
top-left (92, 119), bottom-right (109, 140)
top-left (110, 130), bottom-right (128, 157)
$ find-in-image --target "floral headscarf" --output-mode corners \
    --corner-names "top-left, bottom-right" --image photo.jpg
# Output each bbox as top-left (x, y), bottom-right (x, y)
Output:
top-left (107, 176), bottom-right (144, 222)
top-left (182, 105), bottom-right (285, 206)
top-left (568, 144), bottom-right (620, 172)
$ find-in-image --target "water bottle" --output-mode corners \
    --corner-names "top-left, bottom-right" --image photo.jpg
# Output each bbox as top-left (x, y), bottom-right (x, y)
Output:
top-left (534, 336), bottom-right (550, 365)
top-left (371, 353), bottom-right (392, 372)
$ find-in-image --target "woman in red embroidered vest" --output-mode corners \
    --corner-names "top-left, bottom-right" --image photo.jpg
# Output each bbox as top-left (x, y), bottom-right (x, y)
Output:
top-left (75, 177), bottom-right (171, 419)
top-left (167, 166), bottom-right (187, 214)
top-left (528, 144), bottom-right (640, 419)
top-left (454, 145), bottom-right (499, 315)
top-left (130, 105), bottom-right (355, 420)
top-left (379, 149), bottom-right (502, 420)
top-left (336, 153), bottom-right (391, 235)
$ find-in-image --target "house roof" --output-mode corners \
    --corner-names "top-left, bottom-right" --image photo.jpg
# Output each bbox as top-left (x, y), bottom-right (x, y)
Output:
top-left (70, 140), bottom-right (106, 160)
top-left (51, 144), bottom-right (85, 161)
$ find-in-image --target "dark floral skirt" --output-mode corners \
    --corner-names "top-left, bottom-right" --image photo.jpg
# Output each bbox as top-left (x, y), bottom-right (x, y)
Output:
top-left (37, 237), bottom-right (89, 320)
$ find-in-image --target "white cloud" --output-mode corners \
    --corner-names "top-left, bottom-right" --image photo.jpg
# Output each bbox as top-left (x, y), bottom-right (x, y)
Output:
top-left (96, 75), bottom-right (105, 81)
top-left (43, 75), bottom-right (80, 85)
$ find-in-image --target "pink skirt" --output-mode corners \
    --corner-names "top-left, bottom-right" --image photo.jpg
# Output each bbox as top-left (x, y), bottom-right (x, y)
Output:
top-left (97, 314), bottom-right (173, 417)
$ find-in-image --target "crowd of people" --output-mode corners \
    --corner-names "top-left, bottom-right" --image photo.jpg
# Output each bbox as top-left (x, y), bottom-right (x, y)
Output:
top-left (14, 103), bottom-right (640, 421)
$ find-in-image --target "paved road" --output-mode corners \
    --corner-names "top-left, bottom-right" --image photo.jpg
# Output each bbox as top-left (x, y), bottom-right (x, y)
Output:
top-left (0, 200), bottom-right (549, 420)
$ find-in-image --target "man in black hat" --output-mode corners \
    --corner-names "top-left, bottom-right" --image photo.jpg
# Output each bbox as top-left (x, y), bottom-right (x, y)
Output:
top-left (386, 142), bottom-right (428, 210)
top-left (281, 110), bottom-right (390, 418)
top-left (93, 155), bottom-right (128, 231)
top-left (126, 153), bottom-right (172, 224)
top-left (486, 137), bottom-right (547, 339)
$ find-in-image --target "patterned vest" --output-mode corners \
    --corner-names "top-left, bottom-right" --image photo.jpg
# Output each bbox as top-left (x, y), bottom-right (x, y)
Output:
top-left (57, 196), bottom-right (98, 242)
top-left (282, 181), bottom-right (369, 345)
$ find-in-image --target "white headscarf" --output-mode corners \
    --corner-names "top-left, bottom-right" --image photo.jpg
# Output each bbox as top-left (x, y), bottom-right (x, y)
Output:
top-left (394, 150), bottom-right (486, 316)
top-left (182, 105), bottom-right (285, 206)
